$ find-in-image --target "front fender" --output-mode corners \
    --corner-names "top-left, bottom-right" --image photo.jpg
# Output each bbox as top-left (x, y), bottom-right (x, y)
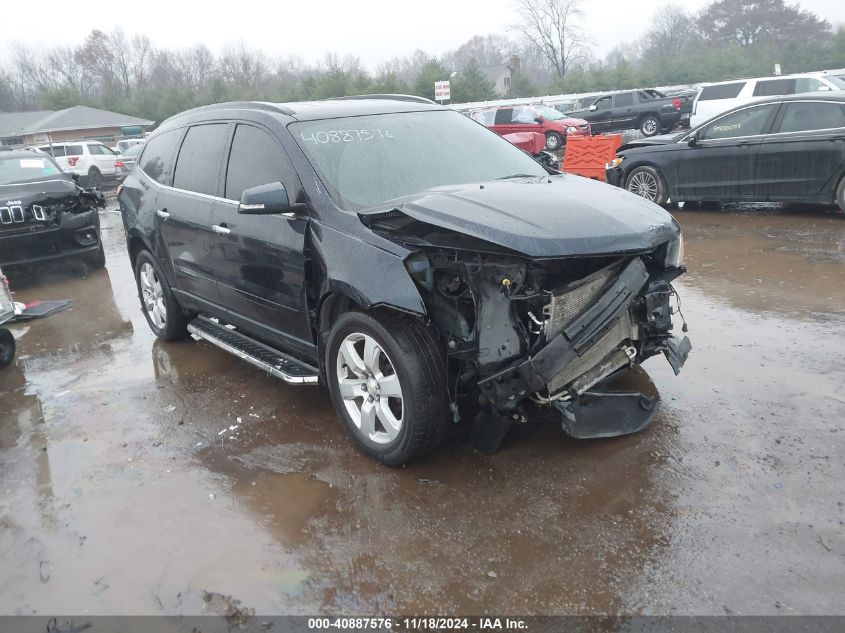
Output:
top-left (310, 222), bottom-right (426, 316)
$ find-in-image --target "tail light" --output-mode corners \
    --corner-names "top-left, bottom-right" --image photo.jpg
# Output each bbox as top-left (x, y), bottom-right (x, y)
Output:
top-left (673, 98), bottom-right (681, 110)
top-left (67, 157), bottom-right (79, 167)
top-left (115, 161), bottom-right (126, 169)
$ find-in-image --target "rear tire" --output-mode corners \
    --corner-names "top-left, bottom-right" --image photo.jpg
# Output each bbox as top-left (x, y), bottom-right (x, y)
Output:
top-left (625, 165), bottom-right (669, 205)
top-left (133, 250), bottom-right (188, 341)
top-left (0, 328), bottom-right (15, 369)
top-left (640, 116), bottom-right (660, 137)
top-left (326, 310), bottom-right (450, 465)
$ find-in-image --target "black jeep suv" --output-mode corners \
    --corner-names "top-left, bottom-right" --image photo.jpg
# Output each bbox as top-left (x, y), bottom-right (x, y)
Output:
top-left (118, 96), bottom-right (691, 465)
top-left (0, 148), bottom-right (106, 269)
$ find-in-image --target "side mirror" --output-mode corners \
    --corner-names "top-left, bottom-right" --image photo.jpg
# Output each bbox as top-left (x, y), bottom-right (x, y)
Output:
top-left (238, 182), bottom-right (305, 216)
top-left (687, 132), bottom-right (700, 147)
top-left (589, 104), bottom-right (598, 112)
top-left (534, 116), bottom-right (544, 124)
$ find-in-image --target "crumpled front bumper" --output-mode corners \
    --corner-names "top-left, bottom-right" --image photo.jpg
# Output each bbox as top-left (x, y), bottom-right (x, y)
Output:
top-left (477, 257), bottom-right (691, 439)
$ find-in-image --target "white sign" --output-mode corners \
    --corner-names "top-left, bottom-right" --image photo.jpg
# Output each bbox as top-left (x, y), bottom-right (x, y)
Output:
top-left (434, 81), bottom-right (451, 101)
top-left (774, 63), bottom-right (782, 76)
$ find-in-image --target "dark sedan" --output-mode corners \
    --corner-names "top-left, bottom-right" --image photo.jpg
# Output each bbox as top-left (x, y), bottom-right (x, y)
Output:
top-left (606, 93), bottom-right (845, 212)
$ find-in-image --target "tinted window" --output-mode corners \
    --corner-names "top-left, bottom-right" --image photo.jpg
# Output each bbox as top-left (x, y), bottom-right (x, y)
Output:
top-left (494, 108), bottom-right (513, 124)
top-left (699, 82), bottom-right (745, 100)
top-left (64, 145), bottom-right (83, 156)
top-left (701, 104), bottom-right (777, 140)
top-left (614, 93), bottom-right (634, 107)
top-left (753, 78), bottom-right (796, 97)
top-left (139, 129), bottom-right (182, 184)
top-left (172, 124), bottom-right (228, 196)
top-left (225, 125), bottom-right (299, 201)
top-left (778, 102), bottom-right (845, 133)
top-left (87, 144), bottom-right (103, 155)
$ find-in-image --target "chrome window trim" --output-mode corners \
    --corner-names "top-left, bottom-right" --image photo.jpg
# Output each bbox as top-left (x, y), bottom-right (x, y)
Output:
top-left (138, 168), bottom-right (238, 205)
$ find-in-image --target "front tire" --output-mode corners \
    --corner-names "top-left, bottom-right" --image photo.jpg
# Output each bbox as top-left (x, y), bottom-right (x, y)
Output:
top-left (640, 116), bottom-right (660, 137)
top-left (326, 310), bottom-right (450, 465)
top-left (545, 131), bottom-right (562, 151)
top-left (133, 250), bottom-right (188, 341)
top-left (0, 328), bottom-right (15, 369)
top-left (836, 175), bottom-right (845, 214)
top-left (625, 165), bottom-right (669, 205)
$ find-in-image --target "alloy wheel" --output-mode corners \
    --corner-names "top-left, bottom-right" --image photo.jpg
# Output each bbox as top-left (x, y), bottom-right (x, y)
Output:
top-left (139, 262), bottom-right (167, 329)
top-left (335, 331), bottom-right (404, 444)
top-left (628, 171), bottom-right (658, 201)
top-left (642, 119), bottom-right (658, 135)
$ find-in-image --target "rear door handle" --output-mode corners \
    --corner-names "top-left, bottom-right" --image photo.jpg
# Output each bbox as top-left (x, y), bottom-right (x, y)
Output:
top-left (156, 209), bottom-right (170, 220)
top-left (212, 224), bottom-right (231, 235)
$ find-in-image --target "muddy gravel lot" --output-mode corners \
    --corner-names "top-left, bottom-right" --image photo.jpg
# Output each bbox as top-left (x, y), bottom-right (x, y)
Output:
top-left (1, 200), bottom-right (844, 616)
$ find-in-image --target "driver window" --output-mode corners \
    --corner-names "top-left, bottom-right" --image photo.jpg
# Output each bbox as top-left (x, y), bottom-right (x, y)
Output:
top-left (795, 77), bottom-right (826, 92)
top-left (224, 124), bottom-right (301, 202)
top-left (594, 96), bottom-right (612, 110)
top-left (700, 104), bottom-right (777, 140)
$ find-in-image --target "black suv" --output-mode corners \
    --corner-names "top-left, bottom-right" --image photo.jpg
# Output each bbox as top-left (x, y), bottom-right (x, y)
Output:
top-left (0, 149), bottom-right (106, 269)
top-left (118, 96), bottom-right (691, 465)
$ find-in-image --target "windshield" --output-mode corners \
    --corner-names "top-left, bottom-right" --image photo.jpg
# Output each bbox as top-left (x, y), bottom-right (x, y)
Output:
top-left (0, 156), bottom-right (63, 185)
top-left (291, 110), bottom-right (547, 211)
top-left (534, 105), bottom-right (565, 121)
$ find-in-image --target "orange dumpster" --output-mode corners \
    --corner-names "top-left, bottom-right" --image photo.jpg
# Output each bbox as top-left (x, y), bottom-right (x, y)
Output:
top-left (562, 134), bottom-right (623, 181)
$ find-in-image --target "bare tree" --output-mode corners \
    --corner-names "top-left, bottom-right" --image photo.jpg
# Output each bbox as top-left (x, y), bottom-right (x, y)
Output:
top-left (219, 42), bottom-right (268, 89)
top-left (645, 5), bottom-right (694, 60)
top-left (512, 0), bottom-right (589, 77)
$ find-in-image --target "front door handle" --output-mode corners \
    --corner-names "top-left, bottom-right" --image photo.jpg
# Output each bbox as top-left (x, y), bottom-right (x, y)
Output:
top-left (212, 224), bottom-right (231, 235)
top-left (156, 209), bottom-right (170, 220)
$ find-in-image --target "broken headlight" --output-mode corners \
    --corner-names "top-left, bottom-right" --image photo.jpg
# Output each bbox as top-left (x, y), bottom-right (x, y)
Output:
top-left (664, 231), bottom-right (684, 268)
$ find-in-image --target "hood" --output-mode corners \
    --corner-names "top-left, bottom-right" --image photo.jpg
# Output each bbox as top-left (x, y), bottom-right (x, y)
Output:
top-left (359, 175), bottom-right (679, 258)
top-left (619, 133), bottom-right (684, 152)
top-left (0, 176), bottom-right (77, 206)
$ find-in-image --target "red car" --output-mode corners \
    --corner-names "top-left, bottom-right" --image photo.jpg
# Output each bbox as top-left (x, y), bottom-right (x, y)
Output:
top-left (470, 104), bottom-right (591, 151)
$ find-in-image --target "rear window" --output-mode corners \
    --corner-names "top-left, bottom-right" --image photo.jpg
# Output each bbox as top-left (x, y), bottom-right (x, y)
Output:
top-left (753, 78), bottom-right (797, 97)
top-left (493, 108), bottom-right (513, 125)
top-left (172, 124), bottom-right (228, 196)
top-left (139, 129), bottom-right (182, 184)
top-left (699, 83), bottom-right (745, 101)
top-left (777, 102), bottom-right (845, 133)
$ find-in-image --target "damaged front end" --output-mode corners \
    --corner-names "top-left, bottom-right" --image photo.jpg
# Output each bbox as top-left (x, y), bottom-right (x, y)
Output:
top-left (397, 232), bottom-right (691, 450)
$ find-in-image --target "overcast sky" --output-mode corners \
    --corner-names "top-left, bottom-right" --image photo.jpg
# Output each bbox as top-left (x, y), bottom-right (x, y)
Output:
top-left (3, 0), bottom-right (844, 69)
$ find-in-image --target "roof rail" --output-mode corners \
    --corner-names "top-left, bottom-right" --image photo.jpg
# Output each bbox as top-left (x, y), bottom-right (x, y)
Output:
top-left (327, 94), bottom-right (437, 105)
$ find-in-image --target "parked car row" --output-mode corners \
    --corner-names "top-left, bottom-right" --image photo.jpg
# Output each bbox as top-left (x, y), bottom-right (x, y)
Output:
top-left (470, 104), bottom-right (590, 150)
top-left (605, 93), bottom-right (845, 212)
top-left (690, 70), bottom-right (845, 128)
